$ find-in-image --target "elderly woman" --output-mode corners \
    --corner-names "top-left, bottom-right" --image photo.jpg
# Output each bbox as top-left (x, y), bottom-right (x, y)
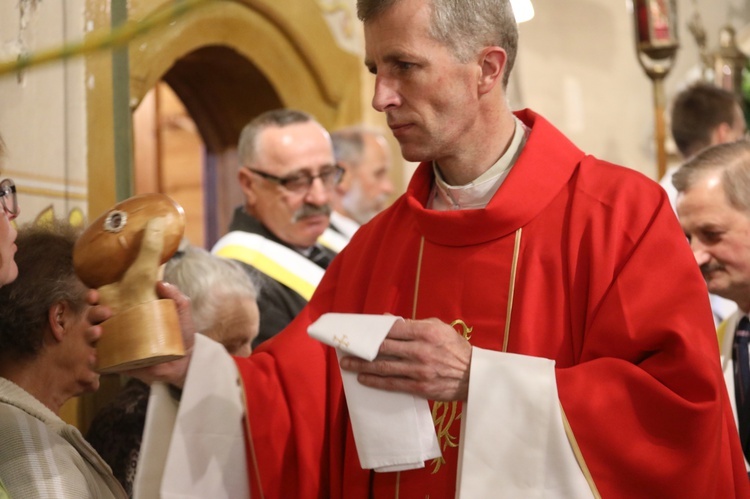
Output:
top-left (0, 136), bottom-right (18, 288)
top-left (0, 220), bottom-right (127, 498)
top-left (0, 134), bottom-right (15, 499)
top-left (163, 242), bottom-right (260, 356)
top-left (86, 242), bottom-right (260, 496)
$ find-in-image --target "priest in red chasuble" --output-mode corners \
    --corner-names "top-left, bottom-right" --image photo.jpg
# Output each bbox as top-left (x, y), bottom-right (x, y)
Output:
top-left (89, 0), bottom-right (750, 497)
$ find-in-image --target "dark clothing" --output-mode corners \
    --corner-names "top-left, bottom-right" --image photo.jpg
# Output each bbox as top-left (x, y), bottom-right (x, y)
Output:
top-left (85, 378), bottom-right (150, 498)
top-left (226, 207), bottom-right (335, 347)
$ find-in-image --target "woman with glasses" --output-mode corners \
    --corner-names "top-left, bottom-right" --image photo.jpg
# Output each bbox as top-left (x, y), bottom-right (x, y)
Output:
top-left (0, 136), bottom-right (126, 498)
top-left (0, 220), bottom-right (127, 499)
top-left (0, 134), bottom-right (11, 499)
top-left (0, 136), bottom-right (19, 288)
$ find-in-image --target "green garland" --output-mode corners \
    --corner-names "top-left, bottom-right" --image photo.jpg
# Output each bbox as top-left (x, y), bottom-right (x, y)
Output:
top-left (0, 0), bottom-right (216, 77)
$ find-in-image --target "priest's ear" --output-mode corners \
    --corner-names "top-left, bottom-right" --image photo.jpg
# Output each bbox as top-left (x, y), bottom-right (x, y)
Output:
top-left (477, 46), bottom-right (507, 96)
top-left (238, 166), bottom-right (259, 206)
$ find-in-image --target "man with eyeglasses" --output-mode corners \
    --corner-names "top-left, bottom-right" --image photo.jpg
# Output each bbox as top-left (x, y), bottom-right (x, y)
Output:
top-left (212, 108), bottom-right (342, 347)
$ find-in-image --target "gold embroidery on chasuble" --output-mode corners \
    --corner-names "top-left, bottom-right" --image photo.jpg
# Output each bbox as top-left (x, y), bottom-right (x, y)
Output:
top-left (398, 229), bottom-right (522, 494)
top-left (451, 320), bottom-right (473, 341)
top-left (412, 237), bottom-right (480, 474)
top-left (420, 228), bottom-right (522, 477)
top-left (333, 334), bottom-right (350, 348)
top-left (430, 320), bottom-right (473, 473)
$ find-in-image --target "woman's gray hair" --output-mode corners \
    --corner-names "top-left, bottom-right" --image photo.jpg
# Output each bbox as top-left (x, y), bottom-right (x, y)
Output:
top-left (357, 0), bottom-right (518, 87)
top-left (163, 242), bottom-right (259, 333)
top-left (673, 140), bottom-right (750, 213)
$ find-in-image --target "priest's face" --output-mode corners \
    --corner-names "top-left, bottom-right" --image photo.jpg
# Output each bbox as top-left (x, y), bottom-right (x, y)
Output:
top-left (239, 121), bottom-right (336, 249)
top-left (363, 0), bottom-right (484, 167)
top-left (677, 171), bottom-right (750, 310)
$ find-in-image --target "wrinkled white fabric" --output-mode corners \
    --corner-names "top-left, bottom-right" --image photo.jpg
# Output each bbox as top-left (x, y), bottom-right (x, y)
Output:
top-left (308, 313), bottom-right (441, 471)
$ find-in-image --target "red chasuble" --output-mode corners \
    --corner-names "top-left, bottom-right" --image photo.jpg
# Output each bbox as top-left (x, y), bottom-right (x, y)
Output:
top-left (235, 110), bottom-right (750, 498)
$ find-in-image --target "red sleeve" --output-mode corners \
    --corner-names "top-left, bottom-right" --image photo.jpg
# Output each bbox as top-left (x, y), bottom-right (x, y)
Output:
top-left (233, 256), bottom-right (347, 499)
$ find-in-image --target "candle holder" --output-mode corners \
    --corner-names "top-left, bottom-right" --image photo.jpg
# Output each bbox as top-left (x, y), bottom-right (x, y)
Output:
top-left (713, 25), bottom-right (748, 98)
top-left (632, 0), bottom-right (679, 179)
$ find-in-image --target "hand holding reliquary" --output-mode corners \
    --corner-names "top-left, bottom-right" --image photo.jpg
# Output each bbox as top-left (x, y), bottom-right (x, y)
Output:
top-left (73, 193), bottom-right (186, 373)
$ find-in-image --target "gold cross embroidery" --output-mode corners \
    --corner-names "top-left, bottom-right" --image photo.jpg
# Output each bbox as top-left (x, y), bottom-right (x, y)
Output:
top-left (332, 334), bottom-right (350, 348)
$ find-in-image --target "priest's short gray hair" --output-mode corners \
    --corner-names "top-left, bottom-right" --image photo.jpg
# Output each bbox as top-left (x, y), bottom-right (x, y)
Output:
top-left (356, 0), bottom-right (518, 87)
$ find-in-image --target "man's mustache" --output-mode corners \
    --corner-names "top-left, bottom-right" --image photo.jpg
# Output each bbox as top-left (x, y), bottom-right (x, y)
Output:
top-left (700, 262), bottom-right (725, 277)
top-left (292, 203), bottom-right (331, 223)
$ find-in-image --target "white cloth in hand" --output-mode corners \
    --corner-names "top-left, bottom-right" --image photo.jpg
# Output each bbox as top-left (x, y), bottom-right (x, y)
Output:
top-left (308, 313), bottom-right (442, 472)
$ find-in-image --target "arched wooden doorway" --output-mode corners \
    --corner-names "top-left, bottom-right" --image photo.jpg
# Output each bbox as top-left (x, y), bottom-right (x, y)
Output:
top-left (133, 45), bottom-right (284, 247)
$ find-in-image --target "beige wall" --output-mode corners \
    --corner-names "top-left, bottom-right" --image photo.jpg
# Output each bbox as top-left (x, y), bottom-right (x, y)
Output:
top-left (0, 0), bottom-right (88, 225)
top-left (513, 0), bottom-right (749, 179)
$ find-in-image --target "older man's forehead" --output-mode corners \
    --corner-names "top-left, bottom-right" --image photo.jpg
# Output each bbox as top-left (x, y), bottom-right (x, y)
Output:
top-left (258, 123), bottom-right (335, 174)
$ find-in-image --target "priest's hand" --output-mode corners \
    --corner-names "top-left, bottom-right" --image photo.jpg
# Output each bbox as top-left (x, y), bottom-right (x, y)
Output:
top-left (339, 318), bottom-right (472, 402)
top-left (86, 281), bottom-right (197, 388)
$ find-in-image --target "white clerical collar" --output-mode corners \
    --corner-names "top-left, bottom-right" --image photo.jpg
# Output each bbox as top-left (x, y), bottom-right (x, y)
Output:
top-left (430, 116), bottom-right (529, 211)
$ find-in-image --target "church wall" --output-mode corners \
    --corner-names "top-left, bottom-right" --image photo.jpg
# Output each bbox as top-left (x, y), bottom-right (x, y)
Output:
top-left (515, 0), bottom-right (749, 179)
top-left (0, 0), bottom-right (88, 226)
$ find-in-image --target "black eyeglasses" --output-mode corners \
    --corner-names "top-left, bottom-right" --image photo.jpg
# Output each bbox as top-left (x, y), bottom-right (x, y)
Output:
top-left (247, 165), bottom-right (344, 194)
top-left (0, 179), bottom-right (18, 217)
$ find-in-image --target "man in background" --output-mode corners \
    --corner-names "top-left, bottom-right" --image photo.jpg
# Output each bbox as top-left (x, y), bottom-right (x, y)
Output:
top-left (662, 82), bottom-right (746, 204)
top-left (662, 82), bottom-right (747, 325)
top-left (212, 108), bottom-right (342, 347)
top-left (328, 126), bottom-right (394, 242)
top-left (673, 139), bottom-right (750, 475)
